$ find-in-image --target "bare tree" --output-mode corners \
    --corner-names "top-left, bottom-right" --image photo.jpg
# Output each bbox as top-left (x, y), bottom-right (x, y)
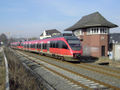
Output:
top-left (0, 33), bottom-right (8, 45)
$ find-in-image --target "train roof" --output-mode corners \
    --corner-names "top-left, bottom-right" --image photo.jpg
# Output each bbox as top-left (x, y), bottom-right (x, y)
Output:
top-left (11, 34), bottom-right (79, 44)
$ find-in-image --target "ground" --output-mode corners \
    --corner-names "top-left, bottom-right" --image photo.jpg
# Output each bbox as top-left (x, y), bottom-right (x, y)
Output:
top-left (95, 57), bottom-right (120, 68)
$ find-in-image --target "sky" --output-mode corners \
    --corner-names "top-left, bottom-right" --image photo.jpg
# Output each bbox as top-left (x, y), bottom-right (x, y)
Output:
top-left (0, 0), bottom-right (120, 38)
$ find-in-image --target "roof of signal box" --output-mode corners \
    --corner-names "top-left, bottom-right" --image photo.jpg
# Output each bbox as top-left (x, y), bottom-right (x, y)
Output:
top-left (65, 12), bottom-right (118, 31)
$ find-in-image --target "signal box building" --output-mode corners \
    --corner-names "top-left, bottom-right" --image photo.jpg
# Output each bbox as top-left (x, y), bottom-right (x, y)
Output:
top-left (65, 12), bottom-right (118, 57)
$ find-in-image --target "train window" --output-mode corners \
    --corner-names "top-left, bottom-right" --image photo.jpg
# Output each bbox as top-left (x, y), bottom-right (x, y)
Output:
top-left (28, 44), bottom-right (29, 48)
top-left (40, 44), bottom-right (41, 49)
top-left (37, 44), bottom-right (39, 49)
top-left (58, 41), bottom-right (62, 48)
top-left (38, 44), bottom-right (41, 49)
top-left (50, 41), bottom-right (67, 49)
top-left (26, 44), bottom-right (28, 48)
top-left (45, 44), bottom-right (47, 49)
top-left (62, 41), bottom-right (68, 49)
top-left (33, 44), bottom-right (34, 48)
top-left (22, 43), bottom-right (23, 46)
top-left (43, 43), bottom-right (44, 49)
top-left (50, 42), bottom-right (52, 48)
top-left (44, 44), bottom-right (45, 49)
top-left (67, 39), bottom-right (81, 50)
top-left (35, 44), bottom-right (36, 48)
top-left (50, 41), bottom-right (53, 48)
top-left (45, 43), bottom-right (47, 49)
top-left (42, 43), bottom-right (44, 49)
top-left (56, 41), bottom-right (58, 48)
top-left (32, 44), bottom-right (33, 48)
top-left (58, 40), bottom-right (68, 49)
top-left (29, 44), bottom-right (30, 48)
top-left (34, 44), bottom-right (35, 48)
top-left (42, 43), bottom-right (46, 49)
top-left (53, 41), bottom-right (55, 48)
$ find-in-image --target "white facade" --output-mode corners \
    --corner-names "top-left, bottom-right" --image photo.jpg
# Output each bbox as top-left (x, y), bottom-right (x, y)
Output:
top-left (113, 44), bottom-right (120, 61)
top-left (40, 30), bottom-right (51, 39)
top-left (40, 30), bottom-right (60, 39)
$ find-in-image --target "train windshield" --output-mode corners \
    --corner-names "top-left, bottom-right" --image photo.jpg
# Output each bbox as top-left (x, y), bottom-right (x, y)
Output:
top-left (67, 39), bottom-right (81, 50)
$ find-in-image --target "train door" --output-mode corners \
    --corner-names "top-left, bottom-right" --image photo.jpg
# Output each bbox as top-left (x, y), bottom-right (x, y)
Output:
top-left (47, 41), bottom-right (50, 53)
top-left (35, 42), bottom-right (37, 51)
top-left (41, 42), bottom-right (43, 52)
top-left (29, 43), bottom-right (31, 50)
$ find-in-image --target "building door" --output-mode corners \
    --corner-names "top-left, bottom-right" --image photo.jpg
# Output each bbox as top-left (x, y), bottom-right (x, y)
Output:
top-left (101, 46), bottom-right (105, 56)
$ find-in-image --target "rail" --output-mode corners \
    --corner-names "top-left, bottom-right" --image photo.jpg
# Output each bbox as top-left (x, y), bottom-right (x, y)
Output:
top-left (17, 50), bottom-right (120, 90)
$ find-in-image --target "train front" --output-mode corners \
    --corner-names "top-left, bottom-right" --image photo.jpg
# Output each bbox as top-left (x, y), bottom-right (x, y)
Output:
top-left (66, 37), bottom-right (83, 59)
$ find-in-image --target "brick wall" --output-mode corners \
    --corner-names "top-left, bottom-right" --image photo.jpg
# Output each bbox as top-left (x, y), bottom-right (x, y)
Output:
top-left (79, 30), bottom-right (108, 57)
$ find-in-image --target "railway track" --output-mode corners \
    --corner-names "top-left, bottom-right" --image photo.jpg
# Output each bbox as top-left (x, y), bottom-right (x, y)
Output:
top-left (16, 50), bottom-right (120, 90)
top-left (19, 50), bottom-right (120, 80)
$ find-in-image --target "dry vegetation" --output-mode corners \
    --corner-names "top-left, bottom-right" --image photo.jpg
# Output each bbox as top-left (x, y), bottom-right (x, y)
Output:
top-left (0, 49), bottom-right (5, 90)
top-left (95, 57), bottom-right (120, 68)
top-left (4, 47), bottom-right (46, 90)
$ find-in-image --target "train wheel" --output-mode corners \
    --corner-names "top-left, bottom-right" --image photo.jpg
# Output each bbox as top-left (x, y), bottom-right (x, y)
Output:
top-left (55, 55), bottom-right (58, 59)
top-left (41, 53), bottom-right (44, 56)
top-left (61, 57), bottom-right (64, 61)
top-left (58, 56), bottom-right (61, 60)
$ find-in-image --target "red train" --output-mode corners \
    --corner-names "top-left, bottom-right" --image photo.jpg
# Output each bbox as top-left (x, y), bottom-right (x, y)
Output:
top-left (11, 35), bottom-right (83, 61)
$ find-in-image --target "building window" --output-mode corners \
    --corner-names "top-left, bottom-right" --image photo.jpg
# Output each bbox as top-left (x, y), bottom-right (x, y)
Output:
top-left (87, 27), bottom-right (109, 35)
top-left (74, 29), bottom-right (84, 36)
top-left (80, 30), bottom-right (84, 35)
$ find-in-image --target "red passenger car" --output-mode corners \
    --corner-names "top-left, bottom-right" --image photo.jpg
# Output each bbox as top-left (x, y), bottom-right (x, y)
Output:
top-left (11, 35), bottom-right (83, 61)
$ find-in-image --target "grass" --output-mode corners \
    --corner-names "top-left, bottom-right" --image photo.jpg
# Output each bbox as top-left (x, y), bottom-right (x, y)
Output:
top-left (4, 47), bottom-right (47, 90)
top-left (0, 50), bottom-right (5, 90)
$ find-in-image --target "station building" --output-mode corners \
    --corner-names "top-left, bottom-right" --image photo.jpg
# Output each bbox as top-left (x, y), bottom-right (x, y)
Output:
top-left (40, 29), bottom-right (61, 39)
top-left (65, 12), bottom-right (118, 57)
